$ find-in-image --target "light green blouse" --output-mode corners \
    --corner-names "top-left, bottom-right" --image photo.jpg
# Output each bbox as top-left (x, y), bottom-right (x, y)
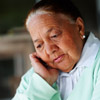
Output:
top-left (12, 48), bottom-right (100, 100)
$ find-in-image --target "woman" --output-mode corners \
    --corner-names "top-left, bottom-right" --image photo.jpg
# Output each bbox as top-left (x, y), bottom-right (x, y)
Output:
top-left (12, 0), bottom-right (100, 100)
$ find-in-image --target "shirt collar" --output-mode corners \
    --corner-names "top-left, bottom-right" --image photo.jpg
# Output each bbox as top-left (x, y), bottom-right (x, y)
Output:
top-left (76, 32), bottom-right (100, 68)
top-left (59, 32), bottom-right (100, 77)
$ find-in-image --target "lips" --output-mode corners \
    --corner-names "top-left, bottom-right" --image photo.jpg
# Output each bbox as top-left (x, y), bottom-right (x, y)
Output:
top-left (53, 54), bottom-right (65, 63)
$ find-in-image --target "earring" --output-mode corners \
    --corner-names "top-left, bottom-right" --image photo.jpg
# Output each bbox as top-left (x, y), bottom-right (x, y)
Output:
top-left (82, 35), bottom-right (86, 39)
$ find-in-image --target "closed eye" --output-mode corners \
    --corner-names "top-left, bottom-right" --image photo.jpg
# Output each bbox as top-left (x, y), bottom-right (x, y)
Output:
top-left (51, 34), bottom-right (58, 38)
top-left (36, 44), bottom-right (42, 48)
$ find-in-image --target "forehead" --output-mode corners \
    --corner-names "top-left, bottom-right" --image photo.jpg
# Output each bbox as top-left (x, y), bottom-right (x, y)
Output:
top-left (27, 13), bottom-right (74, 41)
top-left (27, 13), bottom-right (74, 29)
top-left (28, 14), bottom-right (63, 30)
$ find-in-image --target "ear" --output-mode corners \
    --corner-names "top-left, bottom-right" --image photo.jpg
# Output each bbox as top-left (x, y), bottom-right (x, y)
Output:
top-left (75, 17), bottom-right (85, 38)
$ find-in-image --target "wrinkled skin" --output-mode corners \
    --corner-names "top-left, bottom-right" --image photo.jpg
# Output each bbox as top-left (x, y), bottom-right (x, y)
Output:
top-left (27, 13), bottom-right (85, 85)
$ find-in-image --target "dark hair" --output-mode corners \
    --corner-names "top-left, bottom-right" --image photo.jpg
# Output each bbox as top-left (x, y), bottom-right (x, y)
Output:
top-left (27, 0), bottom-right (83, 21)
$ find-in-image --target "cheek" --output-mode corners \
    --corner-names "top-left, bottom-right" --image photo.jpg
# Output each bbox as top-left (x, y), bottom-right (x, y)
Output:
top-left (36, 50), bottom-right (50, 62)
top-left (60, 38), bottom-right (80, 57)
top-left (59, 39), bottom-right (73, 52)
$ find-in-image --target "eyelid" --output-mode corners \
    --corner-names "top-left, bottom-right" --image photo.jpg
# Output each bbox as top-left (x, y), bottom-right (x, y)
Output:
top-left (35, 42), bottom-right (43, 49)
top-left (37, 44), bottom-right (42, 48)
top-left (51, 34), bottom-right (58, 38)
top-left (51, 31), bottom-right (62, 38)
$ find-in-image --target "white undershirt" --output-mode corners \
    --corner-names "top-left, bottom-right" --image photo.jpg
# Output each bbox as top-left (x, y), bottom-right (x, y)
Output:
top-left (57, 32), bottom-right (100, 100)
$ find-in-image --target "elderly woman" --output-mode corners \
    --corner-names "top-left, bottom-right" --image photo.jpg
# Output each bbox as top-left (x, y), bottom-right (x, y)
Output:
top-left (12, 0), bottom-right (100, 100)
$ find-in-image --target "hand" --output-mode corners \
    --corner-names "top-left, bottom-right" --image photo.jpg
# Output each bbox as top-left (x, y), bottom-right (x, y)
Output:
top-left (29, 52), bottom-right (59, 86)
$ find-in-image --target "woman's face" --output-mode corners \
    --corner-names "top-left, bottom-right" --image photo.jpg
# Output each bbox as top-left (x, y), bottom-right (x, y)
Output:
top-left (27, 13), bottom-right (85, 72)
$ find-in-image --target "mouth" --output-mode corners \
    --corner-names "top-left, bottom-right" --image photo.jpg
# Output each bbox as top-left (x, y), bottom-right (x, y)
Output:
top-left (53, 54), bottom-right (65, 63)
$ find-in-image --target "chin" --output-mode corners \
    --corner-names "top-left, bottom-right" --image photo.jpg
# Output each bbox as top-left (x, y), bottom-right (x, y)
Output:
top-left (55, 62), bottom-right (74, 72)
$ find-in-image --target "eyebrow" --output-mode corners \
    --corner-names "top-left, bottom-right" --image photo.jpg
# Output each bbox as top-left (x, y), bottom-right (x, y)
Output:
top-left (33, 39), bottom-right (39, 43)
top-left (33, 28), bottom-right (53, 43)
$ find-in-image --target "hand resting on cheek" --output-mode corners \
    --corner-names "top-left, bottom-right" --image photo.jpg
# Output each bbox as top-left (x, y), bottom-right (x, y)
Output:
top-left (29, 52), bottom-right (59, 86)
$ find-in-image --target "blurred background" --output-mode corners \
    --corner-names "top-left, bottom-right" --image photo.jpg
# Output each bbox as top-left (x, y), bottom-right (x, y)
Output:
top-left (0, 0), bottom-right (100, 100)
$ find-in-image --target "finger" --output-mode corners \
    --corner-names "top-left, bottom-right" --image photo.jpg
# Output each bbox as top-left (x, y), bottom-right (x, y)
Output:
top-left (29, 53), bottom-right (40, 63)
top-left (29, 53), bottom-right (48, 74)
top-left (31, 52), bottom-right (40, 58)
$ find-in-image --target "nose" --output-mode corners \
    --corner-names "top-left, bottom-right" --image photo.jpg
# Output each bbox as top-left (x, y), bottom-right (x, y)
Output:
top-left (45, 42), bottom-right (58, 55)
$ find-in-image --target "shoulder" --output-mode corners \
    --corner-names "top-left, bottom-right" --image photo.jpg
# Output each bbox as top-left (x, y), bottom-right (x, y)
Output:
top-left (22, 67), bottom-right (34, 80)
top-left (94, 48), bottom-right (100, 68)
top-left (16, 67), bottom-right (34, 93)
top-left (93, 48), bottom-right (100, 82)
